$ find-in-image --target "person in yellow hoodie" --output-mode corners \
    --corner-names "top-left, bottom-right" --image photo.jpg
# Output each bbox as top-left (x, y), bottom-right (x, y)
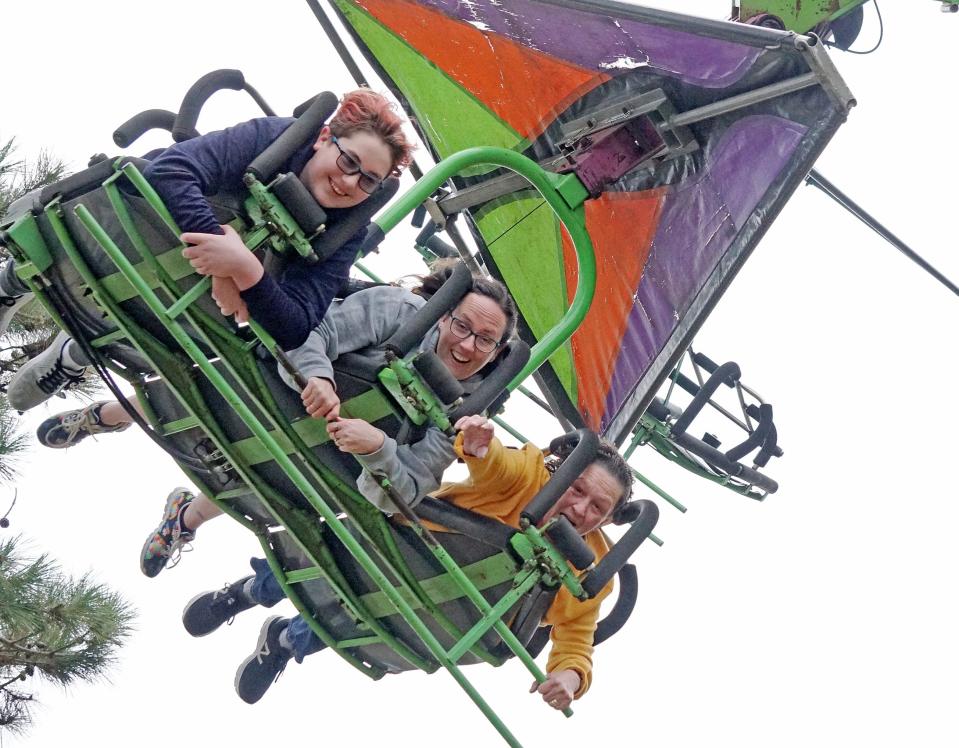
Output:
top-left (183, 416), bottom-right (634, 708)
top-left (436, 415), bottom-right (633, 712)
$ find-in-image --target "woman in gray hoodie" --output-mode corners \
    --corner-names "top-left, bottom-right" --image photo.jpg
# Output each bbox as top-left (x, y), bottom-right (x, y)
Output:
top-left (38, 263), bottom-right (518, 578)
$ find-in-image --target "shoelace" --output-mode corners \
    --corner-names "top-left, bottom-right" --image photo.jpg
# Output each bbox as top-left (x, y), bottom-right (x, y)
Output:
top-left (36, 358), bottom-right (85, 395)
top-left (54, 407), bottom-right (101, 444)
top-left (211, 583), bottom-right (241, 627)
top-left (151, 509), bottom-right (194, 570)
top-left (163, 532), bottom-right (194, 570)
top-left (255, 632), bottom-right (289, 682)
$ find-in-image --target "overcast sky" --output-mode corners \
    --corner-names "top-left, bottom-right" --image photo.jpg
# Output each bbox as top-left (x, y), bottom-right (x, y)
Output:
top-left (3, 2), bottom-right (958, 747)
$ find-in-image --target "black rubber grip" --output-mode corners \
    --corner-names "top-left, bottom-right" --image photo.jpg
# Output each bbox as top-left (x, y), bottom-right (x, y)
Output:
top-left (521, 429), bottom-right (599, 526)
top-left (582, 500), bottom-right (659, 599)
top-left (412, 351), bottom-right (464, 405)
top-left (38, 158), bottom-right (119, 206)
top-left (246, 91), bottom-right (338, 182)
top-left (356, 224), bottom-right (385, 258)
top-left (411, 203), bottom-right (427, 228)
top-left (644, 397), bottom-right (677, 422)
top-left (447, 340), bottom-right (530, 422)
top-left (113, 109), bottom-right (195, 148)
top-left (425, 235), bottom-right (458, 259)
top-left (692, 350), bottom-right (720, 374)
top-left (672, 431), bottom-right (778, 494)
top-left (172, 69), bottom-right (247, 143)
top-left (526, 562), bottom-right (639, 656)
top-left (544, 515), bottom-right (595, 570)
top-left (415, 496), bottom-right (516, 549)
top-left (671, 361), bottom-right (741, 436)
top-left (292, 94), bottom-right (319, 119)
top-left (320, 176), bottom-right (399, 261)
top-left (593, 564), bottom-right (638, 646)
top-left (385, 261), bottom-right (472, 356)
top-left (724, 402), bottom-right (774, 462)
top-left (271, 173), bottom-right (328, 235)
top-left (754, 423), bottom-right (783, 467)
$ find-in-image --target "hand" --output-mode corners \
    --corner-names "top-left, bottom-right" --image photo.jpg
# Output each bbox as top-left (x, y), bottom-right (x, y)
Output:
top-left (529, 669), bottom-right (580, 711)
top-left (181, 224), bottom-right (263, 289)
top-left (211, 276), bottom-right (249, 323)
top-left (327, 417), bottom-right (385, 455)
top-left (302, 377), bottom-right (340, 420)
top-left (454, 415), bottom-right (494, 458)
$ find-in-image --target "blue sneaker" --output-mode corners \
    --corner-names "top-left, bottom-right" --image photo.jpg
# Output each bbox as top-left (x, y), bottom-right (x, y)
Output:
top-left (234, 616), bottom-right (292, 704)
top-left (182, 576), bottom-right (256, 637)
top-left (140, 488), bottom-right (195, 578)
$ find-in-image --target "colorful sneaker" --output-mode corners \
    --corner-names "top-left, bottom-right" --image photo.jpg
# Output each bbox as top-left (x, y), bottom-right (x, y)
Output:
top-left (234, 616), bottom-right (292, 704)
top-left (7, 331), bottom-right (88, 411)
top-left (36, 401), bottom-right (131, 449)
top-left (182, 575), bottom-right (256, 637)
top-left (139, 488), bottom-right (195, 578)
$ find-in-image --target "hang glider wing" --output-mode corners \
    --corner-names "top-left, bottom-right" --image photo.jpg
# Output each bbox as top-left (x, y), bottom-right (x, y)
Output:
top-left (325, 0), bottom-right (854, 445)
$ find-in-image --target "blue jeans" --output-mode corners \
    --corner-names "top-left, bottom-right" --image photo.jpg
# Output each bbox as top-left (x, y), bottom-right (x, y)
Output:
top-left (248, 557), bottom-right (326, 663)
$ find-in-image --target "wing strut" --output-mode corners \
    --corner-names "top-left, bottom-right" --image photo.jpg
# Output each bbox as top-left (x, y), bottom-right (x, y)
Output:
top-left (806, 169), bottom-right (959, 297)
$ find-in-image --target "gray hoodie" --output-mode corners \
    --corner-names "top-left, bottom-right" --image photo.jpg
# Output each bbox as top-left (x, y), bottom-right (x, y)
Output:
top-left (281, 285), bottom-right (485, 512)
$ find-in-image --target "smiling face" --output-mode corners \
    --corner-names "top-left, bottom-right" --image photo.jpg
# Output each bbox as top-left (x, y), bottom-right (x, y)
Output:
top-left (541, 462), bottom-right (623, 536)
top-left (435, 292), bottom-right (508, 381)
top-left (299, 127), bottom-right (393, 209)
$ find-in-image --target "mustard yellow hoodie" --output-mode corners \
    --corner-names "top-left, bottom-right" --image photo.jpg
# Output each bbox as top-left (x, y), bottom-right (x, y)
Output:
top-left (431, 435), bottom-right (613, 698)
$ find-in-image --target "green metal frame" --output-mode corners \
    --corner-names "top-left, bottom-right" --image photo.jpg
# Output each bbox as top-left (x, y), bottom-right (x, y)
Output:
top-left (737, 0), bottom-right (867, 33)
top-left (2, 147), bottom-right (598, 747)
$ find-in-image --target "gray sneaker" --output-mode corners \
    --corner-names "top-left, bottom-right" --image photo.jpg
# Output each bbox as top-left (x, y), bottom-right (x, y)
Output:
top-left (36, 402), bottom-right (131, 448)
top-left (0, 294), bottom-right (31, 337)
top-left (7, 331), bottom-right (88, 411)
top-left (234, 616), bottom-right (292, 704)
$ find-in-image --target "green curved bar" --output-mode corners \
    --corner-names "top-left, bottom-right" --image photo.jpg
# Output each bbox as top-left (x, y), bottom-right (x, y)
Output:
top-left (374, 146), bottom-right (596, 391)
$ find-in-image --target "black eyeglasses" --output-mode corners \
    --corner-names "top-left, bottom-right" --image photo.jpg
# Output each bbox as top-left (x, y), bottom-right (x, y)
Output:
top-left (448, 315), bottom-right (501, 353)
top-left (330, 135), bottom-right (384, 194)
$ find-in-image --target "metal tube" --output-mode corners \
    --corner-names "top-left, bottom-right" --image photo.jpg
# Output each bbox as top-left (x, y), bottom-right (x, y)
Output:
top-left (669, 73), bottom-right (820, 128)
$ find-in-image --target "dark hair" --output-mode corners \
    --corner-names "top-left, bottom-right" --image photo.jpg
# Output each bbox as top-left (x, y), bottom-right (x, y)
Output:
top-left (329, 89), bottom-right (415, 175)
top-left (414, 259), bottom-right (518, 344)
top-left (547, 436), bottom-right (634, 522)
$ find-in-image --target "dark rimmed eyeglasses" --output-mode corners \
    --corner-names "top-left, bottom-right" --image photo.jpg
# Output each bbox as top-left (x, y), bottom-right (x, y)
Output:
top-left (448, 315), bottom-right (501, 353)
top-left (330, 135), bottom-right (384, 194)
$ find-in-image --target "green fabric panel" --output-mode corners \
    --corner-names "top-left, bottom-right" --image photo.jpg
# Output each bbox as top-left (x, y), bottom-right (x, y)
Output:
top-left (334, 1), bottom-right (522, 167)
top-left (100, 245), bottom-right (195, 302)
top-left (356, 550), bottom-right (519, 619)
top-left (231, 389), bottom-right (394, 466)
top-left (477, 198), bottom-right (576, 402)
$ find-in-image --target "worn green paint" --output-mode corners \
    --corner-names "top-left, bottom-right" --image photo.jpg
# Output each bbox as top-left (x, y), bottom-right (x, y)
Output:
top-left (739, 0), bottom-right (866, 32)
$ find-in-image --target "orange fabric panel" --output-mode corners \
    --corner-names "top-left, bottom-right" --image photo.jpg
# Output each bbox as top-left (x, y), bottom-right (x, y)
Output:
top-left (561, 192), bottom-right (664, 429)
top-left (354, 0), bottom-right (608, 140)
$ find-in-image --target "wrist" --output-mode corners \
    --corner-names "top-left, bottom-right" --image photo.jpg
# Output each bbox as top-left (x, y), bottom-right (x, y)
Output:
top-left (233, 255), bottom-right (265, 291)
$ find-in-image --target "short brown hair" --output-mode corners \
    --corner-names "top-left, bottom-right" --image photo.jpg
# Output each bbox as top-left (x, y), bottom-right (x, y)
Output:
top-left (329, 89), bottom-right (414, 175)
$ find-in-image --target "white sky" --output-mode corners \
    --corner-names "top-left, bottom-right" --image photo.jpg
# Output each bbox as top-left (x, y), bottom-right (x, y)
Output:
top-left (3, 2), bottom-right (958, 747)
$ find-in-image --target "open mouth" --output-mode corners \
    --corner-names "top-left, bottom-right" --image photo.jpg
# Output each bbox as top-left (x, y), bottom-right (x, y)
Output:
top-left (450, 351), bottom-right (470, 364)
top-left (328, 176), bottom-right (348, 197)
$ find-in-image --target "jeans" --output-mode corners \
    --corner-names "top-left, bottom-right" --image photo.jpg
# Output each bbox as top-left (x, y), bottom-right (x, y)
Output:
top-left (248, 557), bottom-right (326, 663)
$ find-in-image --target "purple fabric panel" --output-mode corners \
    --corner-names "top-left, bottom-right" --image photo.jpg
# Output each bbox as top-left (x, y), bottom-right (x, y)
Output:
top-left (416, 0), bottom-right (761, 88)
top-left (600, 115), bottom-right (807, 429)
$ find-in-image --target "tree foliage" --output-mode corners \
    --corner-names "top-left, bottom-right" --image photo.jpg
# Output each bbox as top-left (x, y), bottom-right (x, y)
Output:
top-left (0, 138), bottom-right (130, 733)
top-left (0, 536), bottom-right (134, 733)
